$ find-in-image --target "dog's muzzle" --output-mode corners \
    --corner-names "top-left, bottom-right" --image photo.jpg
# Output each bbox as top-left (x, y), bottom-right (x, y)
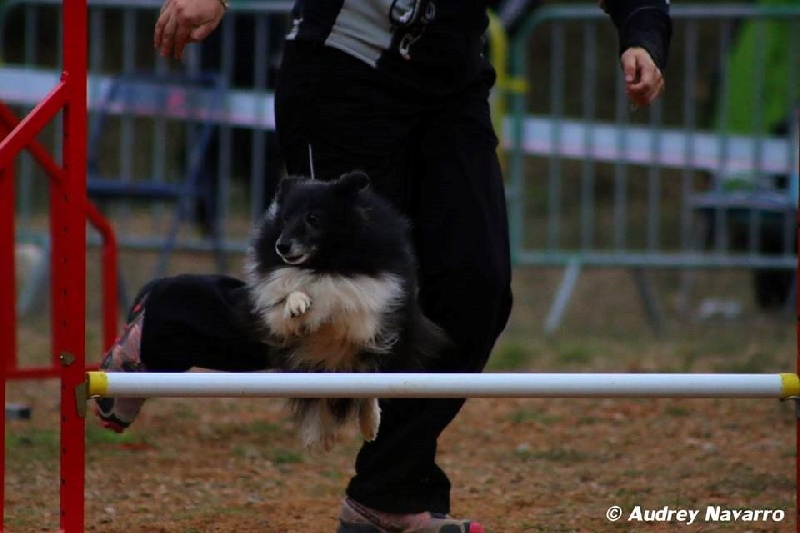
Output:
top-left (275, 241), bottom-right (310, 265)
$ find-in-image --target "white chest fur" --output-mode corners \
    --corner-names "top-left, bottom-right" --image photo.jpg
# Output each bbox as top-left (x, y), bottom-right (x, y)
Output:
top-left (246, 265), bottom-right (405, 369)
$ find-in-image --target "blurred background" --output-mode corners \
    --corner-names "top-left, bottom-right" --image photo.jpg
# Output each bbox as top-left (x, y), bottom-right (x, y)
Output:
top-left (2, 4), bottom-right (798, 529)
top-left (1, 0), bottom-right (798, 371)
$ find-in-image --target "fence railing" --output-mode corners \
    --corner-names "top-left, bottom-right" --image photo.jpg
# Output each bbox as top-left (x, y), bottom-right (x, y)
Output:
top-left (505, 4), bottom-right (799, 331)
top-left (2, 2), bottom-right (798, 331)
top-left (1, 0), bottom-right (292, 258)
top-left (1, 0), bottom-right (292, 310)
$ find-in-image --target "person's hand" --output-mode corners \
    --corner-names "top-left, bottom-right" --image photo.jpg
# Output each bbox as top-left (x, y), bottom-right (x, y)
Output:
top-left (620, 47), bottom-right (665, 107)
top-left (154, 0), bottom-right (226, 60)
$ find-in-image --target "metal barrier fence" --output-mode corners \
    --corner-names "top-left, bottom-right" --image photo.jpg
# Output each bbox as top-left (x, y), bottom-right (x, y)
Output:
top-left (1, 0), bottom-right (292, 257)
top-left (506, 5), bottom-right (799, 331)
top-left (1, 2), bottom-right (798, 330)
top-left (0, 0), bottom-right (293, 310)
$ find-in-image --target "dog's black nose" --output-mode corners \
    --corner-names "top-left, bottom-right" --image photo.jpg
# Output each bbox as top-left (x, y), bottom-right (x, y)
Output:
top-left (275, 242), bottom-right (292, 256)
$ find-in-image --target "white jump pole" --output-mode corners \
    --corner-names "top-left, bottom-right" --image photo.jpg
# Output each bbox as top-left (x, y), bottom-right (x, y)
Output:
top-left (86, 371), bottom-right (800, 400)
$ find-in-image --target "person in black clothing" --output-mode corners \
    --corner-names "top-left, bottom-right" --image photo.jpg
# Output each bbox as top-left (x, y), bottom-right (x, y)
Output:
top-left (96, 1), bottom-right (671, 531)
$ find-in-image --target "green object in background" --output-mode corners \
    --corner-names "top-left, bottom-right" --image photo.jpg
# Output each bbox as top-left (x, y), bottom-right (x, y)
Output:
top-left (717, 0), bottom-right (799, 135)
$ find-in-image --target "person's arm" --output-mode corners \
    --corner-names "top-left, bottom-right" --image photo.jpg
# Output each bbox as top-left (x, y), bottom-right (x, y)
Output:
top-left (600, 0), bottom-right (672, 106)
top-left (153, 0), bottom-right (227, 60)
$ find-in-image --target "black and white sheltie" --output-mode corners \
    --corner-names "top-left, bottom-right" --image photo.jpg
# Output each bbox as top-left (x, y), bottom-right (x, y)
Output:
top-left (244, 171), bottom-right (449, 450)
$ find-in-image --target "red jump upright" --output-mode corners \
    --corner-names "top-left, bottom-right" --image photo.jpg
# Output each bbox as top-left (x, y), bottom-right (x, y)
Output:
top-left (0, 0), bottom-right (88, 530)
top-left (0, 115), bottom-right (14, 531)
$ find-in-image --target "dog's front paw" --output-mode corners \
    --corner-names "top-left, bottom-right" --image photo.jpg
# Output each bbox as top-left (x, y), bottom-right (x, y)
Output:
top-left (285, 291), bottom-right (312, 318)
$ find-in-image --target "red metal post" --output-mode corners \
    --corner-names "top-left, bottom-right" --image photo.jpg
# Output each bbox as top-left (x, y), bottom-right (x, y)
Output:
top-left (85, 202), bottom-right (119, 351)
top-left (58, 0), bottom-right (88, 529)
top-left (0, 83), bottom-right (68, 169)
top-left (0, 0), bottom-right (91, 527)
top-left (53, 108), bottom-right (87, 533)
top-left (0, 127), bottom-right (15, 374)
top-left (0, 126), bottom-right (14, 530)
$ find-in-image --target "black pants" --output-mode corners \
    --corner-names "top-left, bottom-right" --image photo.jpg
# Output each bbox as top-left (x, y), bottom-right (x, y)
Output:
top-left (137, 40), bottom-right (513, 515)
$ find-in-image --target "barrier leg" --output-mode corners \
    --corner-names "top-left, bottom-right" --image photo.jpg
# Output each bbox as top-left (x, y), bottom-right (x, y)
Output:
top-left (0, 101), bottom-right (118, 360)
top-left (53, 154), bottom-right (87, 533)
top-left (86, 202), bottom-right (119, 351)
top-left (794, 206), bottom-right (800, 533)
top-left (544, 259), bottom-right (581, 335)
top-left (58, 0), bottom-right (88, 526)
top-left (54, 139), bottom-right (87, 531)
top-left (631, 268), bottom-right (667, 336)
top-left (0, 126), bottom-right (16, 376)
top-left (0, 155), bottom-right (13, 530)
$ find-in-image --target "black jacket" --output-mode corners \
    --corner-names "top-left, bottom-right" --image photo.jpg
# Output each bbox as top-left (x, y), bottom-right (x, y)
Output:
top-left (286, 0), bottom-right (671, 93)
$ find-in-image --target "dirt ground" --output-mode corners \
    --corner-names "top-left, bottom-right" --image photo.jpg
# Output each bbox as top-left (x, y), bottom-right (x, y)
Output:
top-left (4, 383), bottom-right (796, 532)
top-left (4, 267), bottom-right (798, 532)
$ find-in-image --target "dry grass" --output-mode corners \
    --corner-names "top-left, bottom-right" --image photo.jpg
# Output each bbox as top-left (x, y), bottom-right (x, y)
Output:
top-left (6, 238), bottom-right (797, 532)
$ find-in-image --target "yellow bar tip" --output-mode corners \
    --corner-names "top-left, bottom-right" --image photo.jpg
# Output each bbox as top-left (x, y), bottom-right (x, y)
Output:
top-left (779, 373), bottom-right (800, 399)
top-left (86, 371), bottom-right (109, 397)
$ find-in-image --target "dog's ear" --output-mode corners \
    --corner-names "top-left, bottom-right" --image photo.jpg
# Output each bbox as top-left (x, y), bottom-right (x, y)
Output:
top-left (275, 175), bottom-right (305, 201)
top-left (336, 171), bottom-right (370, 196)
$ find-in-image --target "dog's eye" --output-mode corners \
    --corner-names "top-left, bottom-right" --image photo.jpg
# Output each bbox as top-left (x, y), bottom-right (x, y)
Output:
top-left (305, 213), bottom-right (320, 227)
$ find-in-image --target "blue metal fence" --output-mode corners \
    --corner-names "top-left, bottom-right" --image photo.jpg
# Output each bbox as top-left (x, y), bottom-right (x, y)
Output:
top-left (504, 5), bottom-right (799, 330)
top-left (2, 2), bottom-right (797, 330)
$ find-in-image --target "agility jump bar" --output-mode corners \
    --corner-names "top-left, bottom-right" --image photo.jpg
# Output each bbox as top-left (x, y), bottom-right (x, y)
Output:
top-left (86, 372), bottom-right (800, 400)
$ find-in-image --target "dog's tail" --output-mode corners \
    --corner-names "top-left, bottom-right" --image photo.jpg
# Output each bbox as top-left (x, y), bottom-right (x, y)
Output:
top-left (406, 306), bottom-right (454, 366)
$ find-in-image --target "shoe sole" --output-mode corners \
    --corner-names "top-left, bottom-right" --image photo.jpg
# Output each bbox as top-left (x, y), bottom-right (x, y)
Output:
top-left (338, 520), bottom-right (485, 533)
top-left (93, 404), bottom-right (129, 434)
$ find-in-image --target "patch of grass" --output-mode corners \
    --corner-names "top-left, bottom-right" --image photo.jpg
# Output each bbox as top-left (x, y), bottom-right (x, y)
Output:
top-left (714, 352), bottom-right (777, 373)
top-left (622, 469), bottom-right (644, 477)
top-left (85, 423), bottom-right (149, 445)
top-left (272, 448), bottom-right (303, 465)
top-left (167, 401), bottom-right (199, 421)
top-left (514, 446), bottom-right (590, 463)
top-left (613, 487), bottom-right (643, 499)
top-left (780, 445), bottom-right (796, 459)
top-left (674, 346), bottom-right (699, 372)
top-left (207, 506), bottom-right (254, 517)
top-left (6, 427), bottom-right (59, 462)
top-left (171, 504), bottom-right (255, 524)
top-left (247, 420), bottom-right (283, 436)
top-left (506, 409), bottom-right (561, 425)
top-left (709, 465), bottom-right (795, 495)
top-left (321, 469), bottom-right (345, 480)
top-left (555, 342), bottom-right (594, 366)
top-left (487, 342), bottom-right (529, 370)
top-left (4, 507), bottom-right (50, 528)
top-left (656, 490), bottom-right (699, 509)
top-left (663, 405), bottom-right (691, 417)
top-left (6, 427), bottom-right (58, 448)
top-left (521, 524), bottom-right (578, 532)
top-left (232, 445), bottom-right (263, 460)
